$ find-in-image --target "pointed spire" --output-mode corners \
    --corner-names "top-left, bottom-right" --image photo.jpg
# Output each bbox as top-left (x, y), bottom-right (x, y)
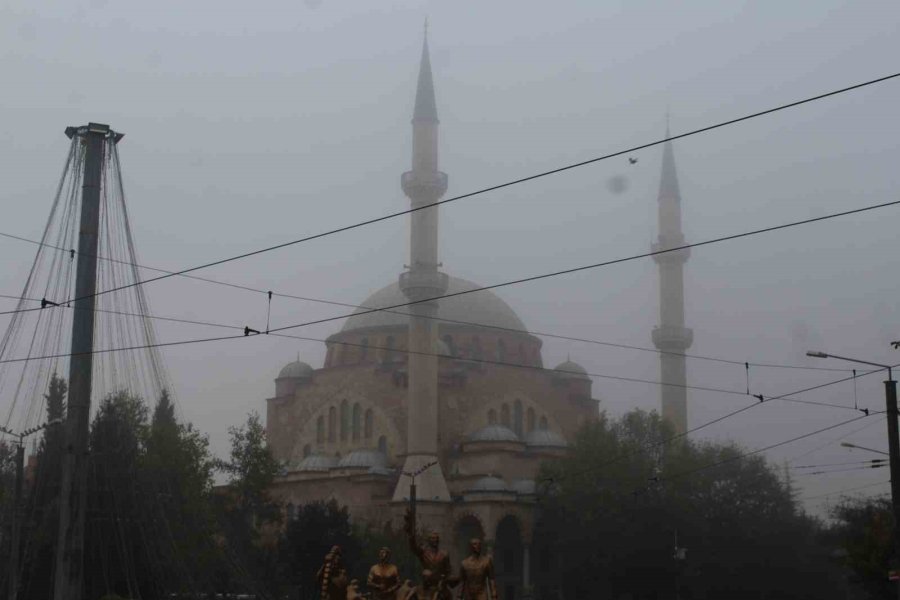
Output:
top-left (413, 26), bottom-right (439, 123)
top-left (658, 122), bottom-right (681, 203)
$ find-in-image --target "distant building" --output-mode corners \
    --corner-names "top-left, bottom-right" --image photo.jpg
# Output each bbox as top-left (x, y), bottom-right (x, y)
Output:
top-left (265, 30), bottom-right (687, 600)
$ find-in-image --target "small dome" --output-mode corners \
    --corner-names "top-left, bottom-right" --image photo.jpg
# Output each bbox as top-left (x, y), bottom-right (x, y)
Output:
top-left (296, 453), bottom-right (338, 472)
top-left (278, 360), bottom-right (314, 380)
top-left (337, 448), bottom-right (387, 469)
top-left (553, 359), bottom-right (590, 381)
top-left (467, 475), bottom-right (509, 493)
top-left (524, 429), bottom-right (568, 448)
top-left (511, 479), bottom-right (537, 495)
top-left (468, 425), bottom-right (520, 443)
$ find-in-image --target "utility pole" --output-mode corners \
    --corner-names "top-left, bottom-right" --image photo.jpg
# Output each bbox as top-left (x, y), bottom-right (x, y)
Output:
top-left (54, 123), bottom-right (122, 600)
top-left (2, 420), bottom-right (62, 600)
top-left (808, 351), bottom-right (900, 600)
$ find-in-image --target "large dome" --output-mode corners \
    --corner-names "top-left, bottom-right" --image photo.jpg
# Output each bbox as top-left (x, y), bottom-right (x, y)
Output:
top-left (341, 275), bottom-right (527, 333)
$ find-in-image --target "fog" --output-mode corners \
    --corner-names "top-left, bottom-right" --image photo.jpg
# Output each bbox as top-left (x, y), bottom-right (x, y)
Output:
top-left (1, 0), bottom-right (898, 516)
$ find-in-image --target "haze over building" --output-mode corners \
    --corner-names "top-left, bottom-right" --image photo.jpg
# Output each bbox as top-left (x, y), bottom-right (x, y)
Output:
top-left (264, 31), bottom-right (689, 599)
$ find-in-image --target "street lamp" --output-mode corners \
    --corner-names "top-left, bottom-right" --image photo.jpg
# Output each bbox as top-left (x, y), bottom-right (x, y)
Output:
top-left (808, 350), bottom-right (899, 598)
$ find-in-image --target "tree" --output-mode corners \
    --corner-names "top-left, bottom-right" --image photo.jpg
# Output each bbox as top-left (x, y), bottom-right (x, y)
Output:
top-left (216, 411), bottom-right (282, 595)
top-left (18, 373), bottom-right (67, 600)
top-left (830, 495), bottom-right (894, 599)
top-left (143, 389), bottom-right (219, 595)
top-left (538, 410), bottom-right (845, 600)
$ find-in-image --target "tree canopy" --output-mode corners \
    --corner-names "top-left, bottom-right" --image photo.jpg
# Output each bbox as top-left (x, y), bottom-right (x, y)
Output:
top-left (538, 409), bottom-right (846, 600)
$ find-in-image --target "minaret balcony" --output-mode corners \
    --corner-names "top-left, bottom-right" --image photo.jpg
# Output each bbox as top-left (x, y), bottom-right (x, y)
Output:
top-left (651, 325), bottom-right (694, 351)
top-left (399, 269), bottom-right (449, 303)
top-left (402, 170), bottom-right (448, 203)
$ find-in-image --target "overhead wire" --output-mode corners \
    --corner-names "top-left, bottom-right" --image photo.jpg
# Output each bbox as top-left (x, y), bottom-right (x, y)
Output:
top-left (0, 297), bottom-right (881, 415)
top-left (0, 231), bottom-right (858, 374)
top-left (802, 480), bottom-right (890, 502)
top-left (2, 71), bottom-right (895, 315)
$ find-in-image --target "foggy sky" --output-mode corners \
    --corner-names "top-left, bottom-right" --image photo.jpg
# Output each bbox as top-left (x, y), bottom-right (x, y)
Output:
top-left (1, 0), bottom-right (899, 516)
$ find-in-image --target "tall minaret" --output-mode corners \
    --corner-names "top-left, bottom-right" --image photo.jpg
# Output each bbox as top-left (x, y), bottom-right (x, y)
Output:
top-left (651, 123), bottom-right (693, 436)
top-left (392, 30), bottom-right (451, 504)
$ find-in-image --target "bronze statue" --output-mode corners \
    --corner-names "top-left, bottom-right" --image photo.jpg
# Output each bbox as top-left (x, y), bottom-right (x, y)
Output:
top-left (368, 546), bottom-right (402, 600)
top-left (404, 508), bottom-right (457, 600)
top-left (456, 539), bottom-right (498, 600)
top-left (316, 545), bottom-right (349, 600)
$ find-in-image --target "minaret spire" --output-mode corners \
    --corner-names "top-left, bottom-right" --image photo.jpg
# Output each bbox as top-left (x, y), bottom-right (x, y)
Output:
top-left (393, 31), bottom-right (451, 506)
top-left (651, 120), bottom-right (693, 436)
top-left (413, 26), bottom-right (438, 123)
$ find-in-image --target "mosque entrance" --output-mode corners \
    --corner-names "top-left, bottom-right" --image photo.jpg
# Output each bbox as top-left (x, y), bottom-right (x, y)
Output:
top-left (454, 514), bottom-right (485, 565)
top-left (494, 516), bottom-right (523, 600)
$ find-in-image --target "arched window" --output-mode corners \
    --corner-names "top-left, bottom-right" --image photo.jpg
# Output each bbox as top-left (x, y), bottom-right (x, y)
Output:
top-left (500, 404), bottom-right (511, 428)
top-left (497, 339), bottom-right (507, 362)
top-left (526, 407), bottom-right (535, 433)
top-left (377, 435), bottom-right (387, 454)
top-left (340, 400), bottom-right (349, 441)
top-left (488, 409), bottom-right (497, 425)
top-left (384, 336), bottom-right (395, 363)
top-left (442, 334), bottom-right (455, 357)
top-left (303, 444), bottom-right (311, 458)
top-left (328, 407), bottom-right (337, 442)
top-left (352, 403), bottom-right (362, 441)
top-left (364, 409), bottom-right (373, 439)
top-left (317, 415), bottom-right (325, 444)
top-left (513, 400), bottom-right (523, 437)
top-left (360, 338), bottom-right (369, 362)
top-left (472, 336), bottom-right (483, 360)
top-left (539, 416), bottom-right (548, 431)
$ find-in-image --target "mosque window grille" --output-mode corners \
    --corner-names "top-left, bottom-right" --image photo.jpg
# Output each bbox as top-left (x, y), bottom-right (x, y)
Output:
top-left (317, 416), bottom-right (325, 444)
top-left (471, 336), bottom-right (483, 360)
top-left (352, 403), bottom-right (362, 441)
top-left (364, 409), bottom-right (374, 439)
top-left (328, 407), bottom-right (337, 442)
top-left (340, 400), bottom-right (349, 441)
top-left (513, 400), bottom-right (523, 437)
top-left (377, 435), bottom-right (388, 454)
top-left (539, 416), bottom-right (548, 431)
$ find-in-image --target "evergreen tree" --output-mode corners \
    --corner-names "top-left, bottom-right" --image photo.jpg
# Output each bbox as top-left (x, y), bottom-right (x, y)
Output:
top-left (19, 373), bottom-right (67, 600)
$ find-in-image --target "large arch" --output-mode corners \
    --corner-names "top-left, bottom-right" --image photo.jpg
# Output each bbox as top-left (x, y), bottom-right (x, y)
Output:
top-left (453, 513), bottom-right (486, 565)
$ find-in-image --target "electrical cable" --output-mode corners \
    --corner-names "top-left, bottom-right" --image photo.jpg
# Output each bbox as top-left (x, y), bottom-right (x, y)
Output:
top-left (5, 71), bottom-right (896, 313)
top-left (0, 298), bottom-right (878, 414)
top-left (802, 480), bottom-right (890, 501)
top-left (0, 234), bottom-right (857, 374)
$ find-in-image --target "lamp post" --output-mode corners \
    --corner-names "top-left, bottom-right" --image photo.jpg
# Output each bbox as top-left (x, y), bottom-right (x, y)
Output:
top-left (807, 351), bottom-right (899, 598)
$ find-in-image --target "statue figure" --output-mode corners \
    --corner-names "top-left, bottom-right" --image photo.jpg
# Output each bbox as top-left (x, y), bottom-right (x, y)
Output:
top-left (316, 545), bottom-right (349, 600)
top-left (404, 508), bottom-right (457, 599)
top-left (368, 546), bottom-right (401, 600)
top-left (456, 539), bottom-right (498, 600)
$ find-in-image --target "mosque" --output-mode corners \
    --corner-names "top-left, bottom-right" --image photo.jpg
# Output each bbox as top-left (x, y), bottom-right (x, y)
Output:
top-left (264, 32), bottom-right (690, 600)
